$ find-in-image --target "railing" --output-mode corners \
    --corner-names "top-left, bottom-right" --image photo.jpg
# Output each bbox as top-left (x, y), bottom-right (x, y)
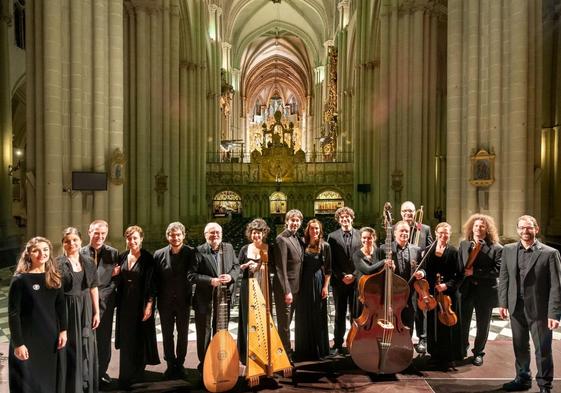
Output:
top-left (206, 150), bottom-right (354, 163)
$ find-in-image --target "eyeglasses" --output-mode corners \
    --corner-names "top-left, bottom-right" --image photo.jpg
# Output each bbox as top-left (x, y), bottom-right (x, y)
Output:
top-left (517, 226), bottom-right (535, 231)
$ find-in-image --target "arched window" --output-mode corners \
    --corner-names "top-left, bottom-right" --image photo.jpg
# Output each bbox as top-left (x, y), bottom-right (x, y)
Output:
top-left (269, 191), bottom-right (287, 215)
top-left (212, 190), bottom-right (242, 217)
top-left (314, 190), bottom-right (344, 215)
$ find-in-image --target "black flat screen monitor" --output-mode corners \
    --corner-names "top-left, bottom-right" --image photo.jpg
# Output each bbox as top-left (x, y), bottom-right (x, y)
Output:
top-left (72, 171), bottom-right (107, 191)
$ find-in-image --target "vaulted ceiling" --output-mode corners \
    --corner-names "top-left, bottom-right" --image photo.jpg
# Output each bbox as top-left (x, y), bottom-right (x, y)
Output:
top-left (221, 0), bottom-right (337, 113)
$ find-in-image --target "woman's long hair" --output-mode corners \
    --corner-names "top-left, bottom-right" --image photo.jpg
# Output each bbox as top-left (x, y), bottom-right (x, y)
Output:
top-left (15, 237), bottom-right (62, 289)
top-left (304, 219), bottom-right (324, 254)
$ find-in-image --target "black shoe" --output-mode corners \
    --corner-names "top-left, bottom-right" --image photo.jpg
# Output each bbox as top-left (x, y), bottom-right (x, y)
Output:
top-left (329, 347), bottom-right (343, 357)
top-left (100, 373), bottom-right (111, 385)
top-left (502, 378), bottom-right (532, 391)
top-left (539, 387), bottom-right (551, 393)
top-left (472, 355), bottom-right (483, 366)
top-left (415, 340), bottom-right (427, 354)
top-left (164, 367), bottom-right (176, 379)
top-left (175, 365), bottom-right (186, 378)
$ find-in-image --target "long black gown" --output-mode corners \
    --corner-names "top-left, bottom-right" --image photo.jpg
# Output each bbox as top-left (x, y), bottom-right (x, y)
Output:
top-left (115, 249), bottom-right (159, 387)
top-left (423, 245), bottom-right (464, 363)
top-left (8, 273), bottom-right (67, 393)
top-left (294, 243), bottom-right (331, 360)
top-left (57, 255), bottom-right (99, 393)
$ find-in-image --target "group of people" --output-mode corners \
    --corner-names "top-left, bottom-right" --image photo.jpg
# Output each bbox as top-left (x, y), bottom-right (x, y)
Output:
top-left (7, 220), bottom-right (238, 392)
top-left (7, 203), bottom-right (561, 393)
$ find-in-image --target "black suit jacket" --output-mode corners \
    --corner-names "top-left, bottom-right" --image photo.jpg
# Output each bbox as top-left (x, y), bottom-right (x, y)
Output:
top-left (272, 229), bottom-right (304, 295)
top-left (411, 223), bottom-right (433, 250)
top-left (79, 244), bottom-right (118, 310)
top-left (498, 241), bottom-right (561, 321)
top-left (327, 228), bottom-right (361, 283)
top-left (191, 242), bottom-right (239, 314)
top-left (459, 239), bottom-right (502, 289)
top-left (153, 244), bottom-right (196, 309)
top-left (378, 242), bottom-right (422, 282)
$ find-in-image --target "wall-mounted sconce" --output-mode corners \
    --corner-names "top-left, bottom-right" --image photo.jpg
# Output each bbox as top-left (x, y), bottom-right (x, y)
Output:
top-left (8, 148), bottom-right (24, 176)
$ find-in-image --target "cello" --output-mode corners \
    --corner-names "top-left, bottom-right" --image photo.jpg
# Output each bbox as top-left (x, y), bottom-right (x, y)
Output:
top-left (347, 202), bottom-right (413, 373)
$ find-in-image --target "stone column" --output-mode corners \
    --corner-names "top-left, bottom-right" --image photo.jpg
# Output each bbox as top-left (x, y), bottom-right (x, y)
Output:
top-left (447, 0), bottom-right (538, 238)
top-left (26, 0), bottom-right (124, 242)
top-left (0, 2), bottom-right (19, 251)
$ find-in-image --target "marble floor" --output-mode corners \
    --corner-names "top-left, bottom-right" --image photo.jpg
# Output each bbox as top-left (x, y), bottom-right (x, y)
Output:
top-left (2, 265), bottom-right (561, 392)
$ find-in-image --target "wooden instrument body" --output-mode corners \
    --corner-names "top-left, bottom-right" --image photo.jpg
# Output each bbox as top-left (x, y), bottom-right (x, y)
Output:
top-left (349, 268), bottom-right (413, 373)
top-left (413, 278), bottom-right (437, 311)
top-left (245, 249), bottom-right (292, 387)
top-left (348, 202), bottom-right (413, 374)
top-left (203, 284), bottom-right (240, 392)
top-left (435, 274), bottom-right (458, 327)
top-left (203, 329), bottom-right (240, 392)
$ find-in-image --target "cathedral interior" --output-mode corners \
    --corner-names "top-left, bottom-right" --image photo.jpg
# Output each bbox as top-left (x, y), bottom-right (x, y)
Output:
top-left (1, 0), bottom-right (561, 261)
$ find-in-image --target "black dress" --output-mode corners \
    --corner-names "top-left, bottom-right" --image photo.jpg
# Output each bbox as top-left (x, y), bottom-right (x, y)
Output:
top-left (423, 245), bottom-right (464, 363)
top-left (57, 256), bottom-right (99, 393)
top-left (352, 249), bottom-right (383, 317)
top-left (8, 273), bottom-right (67, 393)
top-left (115, 249), bottom-right (159, 387)
top-left (294, 242), bottom-right (331, 360)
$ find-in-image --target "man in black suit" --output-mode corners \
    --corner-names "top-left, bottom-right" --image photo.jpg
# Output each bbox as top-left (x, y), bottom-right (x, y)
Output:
top-left (400, 201), bottom-right (432, 353)
top-left (327, 206), bottom-right (361, 356)
top-left (499, 215), bottom-right (561, 393)
top-left (79, 219), bottom-right (119, 386)
top-left (458, 214), bottom-right (502, 366)
top-left (190, 222), bottom-right (240, 370)
top-left (273, 209), bottom-right (304, 354)
top-left (153, 222), bottom-right (196, 378)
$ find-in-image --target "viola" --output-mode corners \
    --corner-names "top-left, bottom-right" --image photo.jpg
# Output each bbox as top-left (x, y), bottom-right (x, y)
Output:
top-left (435, 273), bottom-right (457, 327)
top-left (413, 278), bottom-right (437, 311)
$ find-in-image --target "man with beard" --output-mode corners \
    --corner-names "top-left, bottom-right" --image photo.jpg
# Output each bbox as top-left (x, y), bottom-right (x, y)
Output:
top-left (153, 222), bottom-right (196, 378)
top-left (272, 209), bottom-right (304, 356)
top-left (499, 215), bottom-right (561, 393)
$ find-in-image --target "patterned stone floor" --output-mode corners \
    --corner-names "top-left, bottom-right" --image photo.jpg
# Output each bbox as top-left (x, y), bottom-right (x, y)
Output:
top-left (1, 265), bottom-right (560, 345)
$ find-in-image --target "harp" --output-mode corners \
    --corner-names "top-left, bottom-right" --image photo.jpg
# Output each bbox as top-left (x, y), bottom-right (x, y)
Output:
top-left (245, 249), bottom-right (292, 387)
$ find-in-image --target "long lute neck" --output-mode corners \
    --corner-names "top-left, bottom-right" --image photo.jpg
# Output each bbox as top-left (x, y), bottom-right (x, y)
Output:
top-left (216, 244), bottom-right (229, 331)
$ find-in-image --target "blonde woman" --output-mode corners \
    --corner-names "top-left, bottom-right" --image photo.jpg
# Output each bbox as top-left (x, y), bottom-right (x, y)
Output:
top-left (9, 237), bottom-right (67, 393)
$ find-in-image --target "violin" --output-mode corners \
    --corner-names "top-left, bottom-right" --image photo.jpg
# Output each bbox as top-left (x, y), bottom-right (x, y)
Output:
top-left (413, 278), bottom-right (437, 311)
top-left (435, 273), bottom-right (457, 327)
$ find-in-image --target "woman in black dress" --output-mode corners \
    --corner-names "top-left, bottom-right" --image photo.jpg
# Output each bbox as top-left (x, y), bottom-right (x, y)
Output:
top-left (237, 218), bottom-right (272, 364)
top-left (294, 219), bottom-right (331, 361)
top-left (351, 227), bottom-right (381, 317)
top-left (9, 237), bottom-right (68, 393)
top-left (115, 225), bottom-right (159, 389)
top-left (414, 222), bottom-right (464, 368)
top-left (57, 227), bottom-right (99, 393)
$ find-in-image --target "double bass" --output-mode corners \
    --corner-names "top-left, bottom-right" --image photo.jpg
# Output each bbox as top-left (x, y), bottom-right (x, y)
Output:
top-left (347, 203), bottom-right (413, 373)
